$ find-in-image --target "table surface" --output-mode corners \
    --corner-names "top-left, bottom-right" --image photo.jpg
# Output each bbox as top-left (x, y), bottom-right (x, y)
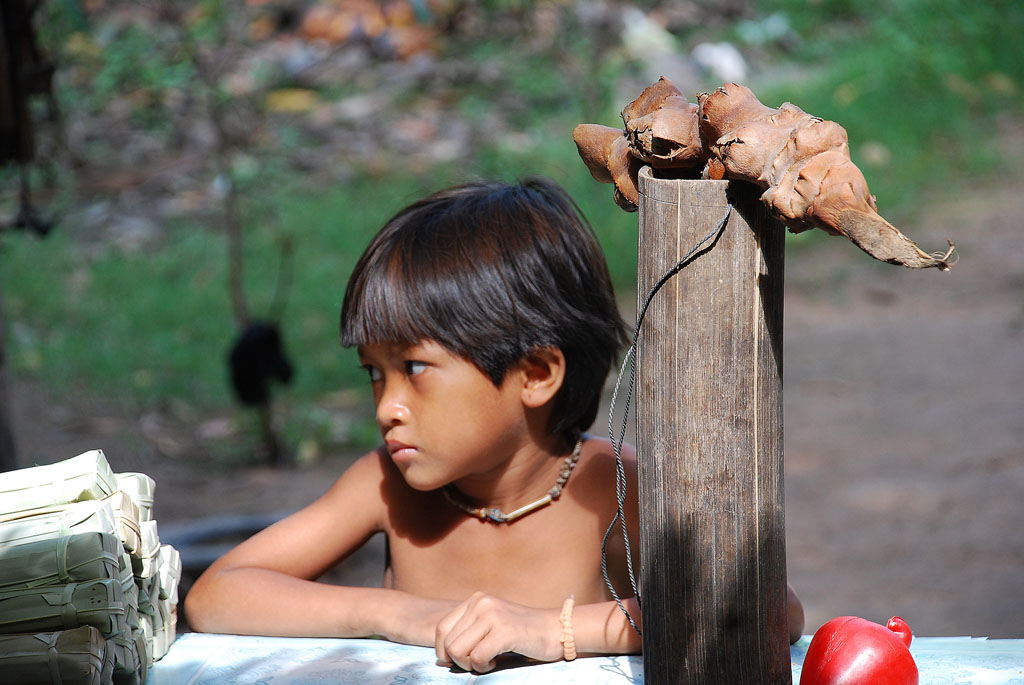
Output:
top-left (147, 632), bottom-right (1024, 684)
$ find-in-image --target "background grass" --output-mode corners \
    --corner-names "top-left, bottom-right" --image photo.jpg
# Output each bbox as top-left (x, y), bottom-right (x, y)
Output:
top-left (755, 0), bottom-right (1024, 212)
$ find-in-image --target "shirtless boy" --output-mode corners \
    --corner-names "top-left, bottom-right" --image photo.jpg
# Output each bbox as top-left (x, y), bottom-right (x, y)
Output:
top-left (185, 178), bottom-right (804, 673)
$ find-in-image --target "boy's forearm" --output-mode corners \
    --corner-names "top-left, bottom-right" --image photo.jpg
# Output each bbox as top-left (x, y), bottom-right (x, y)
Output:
top-left (573, 598), bottom-right (643, 655)
top-left (186, 567), bottom-right (454, 644)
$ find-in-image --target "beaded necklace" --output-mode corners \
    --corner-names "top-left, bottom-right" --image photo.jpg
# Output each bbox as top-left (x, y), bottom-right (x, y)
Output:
top-left (441, 437), bottom-right (583, 524)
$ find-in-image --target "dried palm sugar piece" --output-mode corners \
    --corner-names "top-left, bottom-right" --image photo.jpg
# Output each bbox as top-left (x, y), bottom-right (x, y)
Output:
top-left (621, 77), bottom-right (707, 169)
top-left (572, 124), bottom-right (641, 211)
top-left (620, 76), bottom-right (682, 124)
top-left (697, 83), bottom-right (955, 269)
top-left (625, 96), bottom-right (706, 168)
top-left (697, 81), bottom-right (777, 143)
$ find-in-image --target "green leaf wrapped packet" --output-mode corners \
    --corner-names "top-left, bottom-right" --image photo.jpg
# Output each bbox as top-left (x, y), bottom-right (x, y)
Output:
top-left (0, 530), bottom-right (121, 591)
top-left (158, 544), bottom-right (181, 604)
top-left (0, 578), bottom-right (128, 638)
top-left (132, 519), bottom-right (161, 579)
top-left (102, 491), bottom-right (142, 556)
top-left (115, 473), bottom-right (155, 523)
top-left (0, 451), bottom-right (117, 515)
top-left (0, 499), bottom-right (119, 549)
top-left (0, 626), bottom-right (113, 685)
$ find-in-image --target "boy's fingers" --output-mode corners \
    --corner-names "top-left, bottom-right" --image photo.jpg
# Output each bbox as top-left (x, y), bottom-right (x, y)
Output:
top-left (435, 595), bottom-right (482, 664)
top-left (434, 624), bottom-right (456, 662)
top-left (446, 624), bottom-right (502, 673)
top-left (466, 634), bottom-right (507, 673)
top-left (434, 603), bottom-right (467, 663)
top-left (441, 614), bottom-right (500, 671)
top-left (442, 619), bottom-right (481, 670)
top-left (435, 593), bottom-right (509, 671)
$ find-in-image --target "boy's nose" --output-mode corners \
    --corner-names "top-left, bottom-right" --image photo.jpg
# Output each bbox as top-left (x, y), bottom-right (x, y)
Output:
top-left (376, 385), bottom-right (410, 428)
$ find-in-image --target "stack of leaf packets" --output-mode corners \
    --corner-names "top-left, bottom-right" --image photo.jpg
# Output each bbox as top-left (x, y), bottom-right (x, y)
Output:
top-left (0, 450), bottom-right (181, 684)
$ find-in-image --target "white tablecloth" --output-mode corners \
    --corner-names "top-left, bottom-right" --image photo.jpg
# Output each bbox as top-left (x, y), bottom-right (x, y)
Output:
top-left (147, 632), bottom-right (1024, 684)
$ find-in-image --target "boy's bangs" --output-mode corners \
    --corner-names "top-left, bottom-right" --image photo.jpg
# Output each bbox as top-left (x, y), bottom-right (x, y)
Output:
top-left (342, 234), bottom-right (507, 354)
top-left (342, 248), bottom-right (428, 348)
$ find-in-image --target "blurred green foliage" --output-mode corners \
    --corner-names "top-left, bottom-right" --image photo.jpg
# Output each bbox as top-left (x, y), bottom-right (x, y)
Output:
top-left (755, 0), bottom-right (1024, 212)
top-left (4, 0), bottom-right (1022, 459)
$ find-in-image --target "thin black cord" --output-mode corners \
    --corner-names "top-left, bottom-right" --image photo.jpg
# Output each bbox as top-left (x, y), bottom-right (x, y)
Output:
top-left (601, 202), bottom-right (734, 637)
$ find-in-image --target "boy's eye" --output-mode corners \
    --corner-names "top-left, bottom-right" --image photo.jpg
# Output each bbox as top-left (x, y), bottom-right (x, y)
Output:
top-left (405, 361), bottom-right (427, 376)
top-left (362, 364), bottom-right (382, 382)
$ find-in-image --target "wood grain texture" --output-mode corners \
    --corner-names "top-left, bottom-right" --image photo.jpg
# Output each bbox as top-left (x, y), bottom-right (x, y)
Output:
top-left (635, 168), bottom-right (789, 683)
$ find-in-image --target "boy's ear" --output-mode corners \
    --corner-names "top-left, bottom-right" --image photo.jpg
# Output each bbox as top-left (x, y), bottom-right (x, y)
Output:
top-left (519, 347), bottom-right (566, 408)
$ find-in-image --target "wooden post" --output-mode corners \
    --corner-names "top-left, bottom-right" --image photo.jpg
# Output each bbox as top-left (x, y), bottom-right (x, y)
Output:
top-left (635, 168), bottom-right (790, 683)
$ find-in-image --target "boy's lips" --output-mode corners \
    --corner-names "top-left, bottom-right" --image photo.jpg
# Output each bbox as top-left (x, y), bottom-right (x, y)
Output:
top-left (386, 440), bottom-right (418, 462)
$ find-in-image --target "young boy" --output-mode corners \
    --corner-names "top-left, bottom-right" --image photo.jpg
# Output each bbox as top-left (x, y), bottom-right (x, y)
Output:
top-left (185, 178), bottom-right (803, 673)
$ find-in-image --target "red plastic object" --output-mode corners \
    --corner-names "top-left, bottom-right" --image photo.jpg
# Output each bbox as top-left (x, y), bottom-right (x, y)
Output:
top-left (800, 615), bottom-right (918, 685)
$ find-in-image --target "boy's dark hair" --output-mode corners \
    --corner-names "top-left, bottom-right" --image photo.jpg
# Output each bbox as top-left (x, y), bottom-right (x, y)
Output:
top-left (340, 177), bottom-right (628, 440)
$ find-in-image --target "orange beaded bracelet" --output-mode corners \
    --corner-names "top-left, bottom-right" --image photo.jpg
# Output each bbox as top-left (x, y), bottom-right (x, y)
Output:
top-left (559, 594), bottom-right (577, 661)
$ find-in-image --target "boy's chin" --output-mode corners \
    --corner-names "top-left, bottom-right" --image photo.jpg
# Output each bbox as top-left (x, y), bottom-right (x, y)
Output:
top-left (396, 468), bottom-right (446, 493)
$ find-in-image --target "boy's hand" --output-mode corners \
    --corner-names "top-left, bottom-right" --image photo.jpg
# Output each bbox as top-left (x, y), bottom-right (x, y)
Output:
top-left (434, 592), bottom-right (564, 673)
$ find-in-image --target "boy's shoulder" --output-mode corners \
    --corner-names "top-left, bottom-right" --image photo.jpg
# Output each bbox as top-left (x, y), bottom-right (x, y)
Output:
top-left (343, 445), bottom-right (410, 488)
top-left (339, 445), bottom-right (437, 509)
top-left (574, 435), bottom-right (637, 488)
top-left (581, 434), bottom-right (637, 464)
top-left (573, 436), bottom-right (639, 537)
top-left (325, 446), bottom-right (408, 508)
top-left (339, 445), bottom-right (390, 479)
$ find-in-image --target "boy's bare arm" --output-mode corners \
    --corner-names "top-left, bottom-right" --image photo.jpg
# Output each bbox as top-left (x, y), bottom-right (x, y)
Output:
top-left (434, 594), bottom-right (642, 673)
top-left (188, 566), bottom-right (456, 643)
top-left (186, 450), bottom-right (455, 643)
top-left (572, 597), bottom-right (643, 655)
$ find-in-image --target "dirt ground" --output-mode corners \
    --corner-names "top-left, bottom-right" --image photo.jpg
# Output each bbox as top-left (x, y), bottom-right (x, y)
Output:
top-left (9, 136), bottom-right (1024, 640)
top-left (781, 171), bottom-right (1024, 639)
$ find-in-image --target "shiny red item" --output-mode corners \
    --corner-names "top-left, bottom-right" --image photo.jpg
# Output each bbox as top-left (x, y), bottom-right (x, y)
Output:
top-left (800, 615), bottom-right (918, 685)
